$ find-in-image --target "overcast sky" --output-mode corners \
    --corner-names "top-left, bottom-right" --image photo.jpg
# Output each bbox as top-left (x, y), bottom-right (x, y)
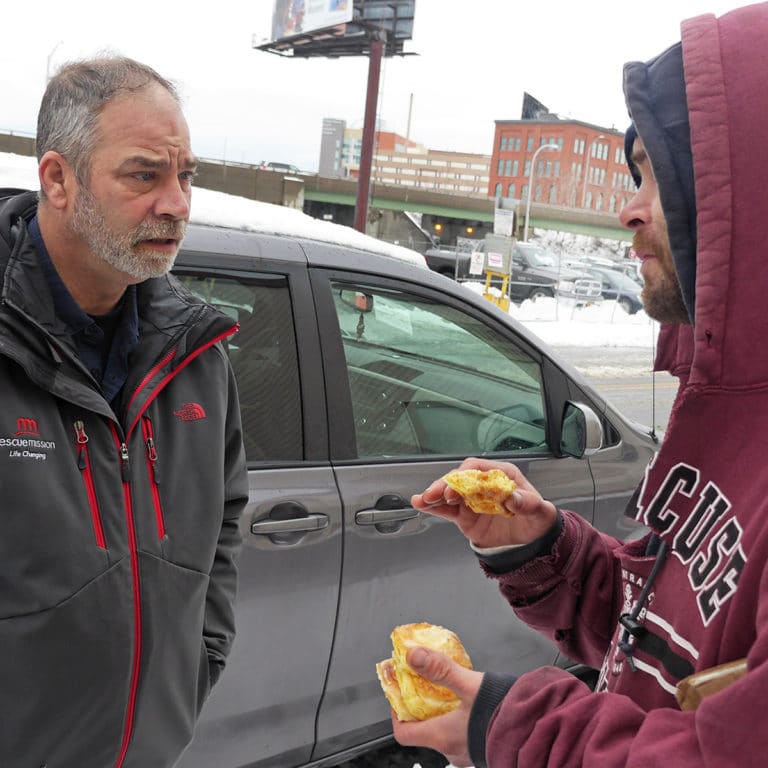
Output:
top-left (1, 0), bottom-right (746, 171)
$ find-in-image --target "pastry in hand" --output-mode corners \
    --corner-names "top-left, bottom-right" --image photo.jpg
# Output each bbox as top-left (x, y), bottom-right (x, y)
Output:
top-left (376, 622), bottom-right (472, 721)
top-left (443, 468), bottom-right (517, 516)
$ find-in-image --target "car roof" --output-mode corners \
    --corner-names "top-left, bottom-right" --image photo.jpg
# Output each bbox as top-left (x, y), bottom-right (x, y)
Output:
top-left (179, 221), bottom-right (432, 280)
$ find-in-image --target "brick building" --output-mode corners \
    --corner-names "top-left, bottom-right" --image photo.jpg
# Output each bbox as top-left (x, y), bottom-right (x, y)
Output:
top-left (318, 118), bottom-right (490, 198)
top-left (489, 119), bottom-right (634, 214)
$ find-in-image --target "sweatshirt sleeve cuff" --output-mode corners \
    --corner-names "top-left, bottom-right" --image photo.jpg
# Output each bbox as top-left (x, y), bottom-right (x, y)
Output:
top-left (475, 510), bottom-right (564, 574)
top-left (468, 672), bottom-right (517, 768)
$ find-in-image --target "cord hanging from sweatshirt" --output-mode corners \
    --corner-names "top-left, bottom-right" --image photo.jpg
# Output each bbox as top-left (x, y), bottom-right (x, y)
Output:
top-left (618, 537), bottom-right (695, 680)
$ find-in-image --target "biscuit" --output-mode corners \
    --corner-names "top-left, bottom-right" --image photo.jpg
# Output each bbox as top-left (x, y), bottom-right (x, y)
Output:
top-left (376, 622), bottom-right (472, 721)
top-left (443, 468), bottom-right (517, 516)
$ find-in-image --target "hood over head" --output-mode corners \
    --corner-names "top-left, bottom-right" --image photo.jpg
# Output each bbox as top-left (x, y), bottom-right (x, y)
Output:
top-left (622, 3), bottom-right (768, 390)
top-left (623, 43), bottom-right (697, 324)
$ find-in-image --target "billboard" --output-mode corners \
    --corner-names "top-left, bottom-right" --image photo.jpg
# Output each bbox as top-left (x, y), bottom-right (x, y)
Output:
top-left (258, 0), bottom-right (415, 58)
top-left (271, 0), bottom-right (354, 44)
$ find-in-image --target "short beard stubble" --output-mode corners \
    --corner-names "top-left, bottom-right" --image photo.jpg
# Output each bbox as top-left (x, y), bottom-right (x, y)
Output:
top-left (71, 185), bottom-right (186, 281)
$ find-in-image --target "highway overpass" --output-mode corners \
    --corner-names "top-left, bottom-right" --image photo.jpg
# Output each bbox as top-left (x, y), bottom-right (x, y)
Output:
top-left (0, 131), bottom-right (628, 243)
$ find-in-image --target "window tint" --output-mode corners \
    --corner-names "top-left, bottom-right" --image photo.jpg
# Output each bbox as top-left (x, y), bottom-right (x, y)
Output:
top-left (330, 282), bottom-right (548, 459)
top-left (177, 273), bottom-right (303, 463)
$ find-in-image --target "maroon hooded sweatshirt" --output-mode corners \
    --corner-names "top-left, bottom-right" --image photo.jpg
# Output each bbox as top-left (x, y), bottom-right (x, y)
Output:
top-left (467, 5), bottom-right (768, 767)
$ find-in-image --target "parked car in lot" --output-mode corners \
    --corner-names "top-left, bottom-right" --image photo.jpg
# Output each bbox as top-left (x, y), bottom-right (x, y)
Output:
top-left (425, 240), bottom-right (602, 305)
top-left (581, 265), bottom-right (645, 314)
top-left (0, 154), bottom-right (656, 768)
top-left (171, 222), bottom-right (656, 768)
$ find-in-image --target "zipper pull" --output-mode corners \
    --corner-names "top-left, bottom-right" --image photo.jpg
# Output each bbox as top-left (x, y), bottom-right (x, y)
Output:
top-left (120, 442), bottom-right (131, 482)
top-left (74, 420), bottom-right (89, 444)
top-left (143, 416), bottom-right (160, 483)
top-left (74, 420), bottom-right (88, 469)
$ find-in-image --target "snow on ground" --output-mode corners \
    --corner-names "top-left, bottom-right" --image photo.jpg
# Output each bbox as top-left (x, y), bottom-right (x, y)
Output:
top-left (462, 281), bottom-right (657, 354)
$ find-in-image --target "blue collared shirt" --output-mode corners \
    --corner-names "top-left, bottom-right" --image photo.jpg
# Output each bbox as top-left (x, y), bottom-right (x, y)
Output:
top-left (28, 215), bottom-right (139, 404)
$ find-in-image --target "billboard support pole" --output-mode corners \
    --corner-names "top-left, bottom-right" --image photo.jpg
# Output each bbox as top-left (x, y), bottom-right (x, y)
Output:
top-left (354, 34), bottom-right (385, 233)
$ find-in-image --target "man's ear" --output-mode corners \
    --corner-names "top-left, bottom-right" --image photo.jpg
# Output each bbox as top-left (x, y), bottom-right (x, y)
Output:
top-left (38, 151), bottom-right (77, 209)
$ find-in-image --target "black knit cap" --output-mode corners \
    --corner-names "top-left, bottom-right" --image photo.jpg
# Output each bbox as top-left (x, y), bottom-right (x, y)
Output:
top-left (623, 42), bottom-right (697, 323)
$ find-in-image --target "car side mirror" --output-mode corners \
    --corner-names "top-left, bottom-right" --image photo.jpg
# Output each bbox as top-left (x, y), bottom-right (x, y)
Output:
top-left (560, 401), bottom-right (603, 458)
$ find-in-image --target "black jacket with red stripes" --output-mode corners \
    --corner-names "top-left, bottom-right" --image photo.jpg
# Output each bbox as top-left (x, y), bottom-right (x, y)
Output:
top-left (0, 190), bottom-right (249, 767)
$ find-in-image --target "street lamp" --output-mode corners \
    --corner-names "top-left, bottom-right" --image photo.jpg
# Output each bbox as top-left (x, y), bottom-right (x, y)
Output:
top-left (580, 133), bottom-right (606, 209)
top-left (523, 142), bottom-right (558, 242)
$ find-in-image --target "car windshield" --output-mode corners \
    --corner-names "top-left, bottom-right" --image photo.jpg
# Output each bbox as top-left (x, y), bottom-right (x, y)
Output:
top-left (517, 243), bottom-right (557, 268)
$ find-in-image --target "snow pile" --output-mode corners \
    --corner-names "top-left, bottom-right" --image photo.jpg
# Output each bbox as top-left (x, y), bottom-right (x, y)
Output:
top-left (461, 281), bottom-right (657, 349)
top-left (534, 228), bottom-right (631, 263)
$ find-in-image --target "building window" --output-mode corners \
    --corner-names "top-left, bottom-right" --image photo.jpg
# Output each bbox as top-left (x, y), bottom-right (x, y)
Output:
top-left (527, 136), bottom-right (534, 152)
top-left (524, 160), bottom-right (531, 177)
top-left (549, 185), bottom-right (557, 203)
top-left (500, 136), bottom-right (507, 150)
top-left (545, 161), bottom-right (552, 176)
top-left (497, 159), bottom-right (504, 175)
top-left (512, 160), bottom-right (519, 176)
top-left (508, 183), bottom-right (516, 197)
top-left (609, 194), bottom-right (617, 212)
top-left (535, 184), bottom-right (542, 201)
top-left (494, 182), bottom-right (503, 197)
top-left (521, 183), bottom-right (529, 200)
top-left (505, 159), bottom-right (512, 175)
top-left (585, 191), bottom-right (593, 208)
top-left (596, 193), bottom-right (604, 210)
top-left (554, 161), bottom-right (560, 177)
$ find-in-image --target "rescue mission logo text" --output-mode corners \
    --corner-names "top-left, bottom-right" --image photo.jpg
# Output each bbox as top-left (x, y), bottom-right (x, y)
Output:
top-left (2, 418), bottom-right (56, 461)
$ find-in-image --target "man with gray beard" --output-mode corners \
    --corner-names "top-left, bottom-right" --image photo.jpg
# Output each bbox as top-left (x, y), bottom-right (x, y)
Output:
top-left (0, 56), bottom-right (248, 767)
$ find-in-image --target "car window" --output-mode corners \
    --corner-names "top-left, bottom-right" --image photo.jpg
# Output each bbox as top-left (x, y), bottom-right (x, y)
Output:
top-left (604, 270), bottom-right (642, 291)
top-left (330, 281), bottom-right (548, 459)
top-left (176, 273), bottom-right (303, 463)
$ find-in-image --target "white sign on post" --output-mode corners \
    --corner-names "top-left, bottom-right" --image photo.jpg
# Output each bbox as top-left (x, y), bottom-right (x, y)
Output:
top-left (469, 251), bottom-right (485, 275)
top-left (486, 251), bottom-right (504, 270)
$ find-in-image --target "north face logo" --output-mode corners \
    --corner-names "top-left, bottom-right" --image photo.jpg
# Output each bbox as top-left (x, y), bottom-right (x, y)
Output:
top-left (173, 403), bottom-right (207, 422)
top-left (15, 417), bottom-right (40, 436)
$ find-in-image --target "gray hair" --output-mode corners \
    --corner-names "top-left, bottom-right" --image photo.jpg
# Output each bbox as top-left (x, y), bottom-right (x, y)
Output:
top-left (36, 55), bottom-right (180, 188)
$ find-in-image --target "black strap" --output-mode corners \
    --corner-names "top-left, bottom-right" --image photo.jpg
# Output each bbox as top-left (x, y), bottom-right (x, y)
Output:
top-left (619, 613), bottom-right (695, 679)
top-left (617, 538), bottom-right (695, 680)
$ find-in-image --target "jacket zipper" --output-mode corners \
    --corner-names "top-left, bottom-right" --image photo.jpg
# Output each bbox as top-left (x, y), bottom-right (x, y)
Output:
top-left (74, 420), bottom-right (107, 549)
top-left (113, 324), bottom-right (238, 766)
top-left (113, 426), bottom-right (141, 768)
top-left (141, 415), bottom-right (165, 539)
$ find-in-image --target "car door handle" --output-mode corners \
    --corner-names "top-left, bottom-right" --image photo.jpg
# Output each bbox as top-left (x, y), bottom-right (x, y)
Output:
top-left (355, 493), bottom-right (420, 528)
top-left (250, 501), bottom-right (329, 546)
top-left (355, 507), bottom-right (419, 525)
top-left (250, 514), bottom-right (329, 535)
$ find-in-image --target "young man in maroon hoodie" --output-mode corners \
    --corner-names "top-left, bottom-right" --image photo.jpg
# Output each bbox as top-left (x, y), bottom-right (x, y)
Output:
top-left (392, 3), bottom-right (768, 766)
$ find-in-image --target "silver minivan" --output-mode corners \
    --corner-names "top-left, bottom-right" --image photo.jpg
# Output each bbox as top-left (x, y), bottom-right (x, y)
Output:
top-left (172, 223), bottom-right (657, 768)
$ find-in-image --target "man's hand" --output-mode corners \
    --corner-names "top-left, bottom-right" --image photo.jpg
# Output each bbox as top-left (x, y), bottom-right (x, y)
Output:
top-left (391, 647), bottom-right (484, 767)
top-left (411, 457), bottom-right (557, 549)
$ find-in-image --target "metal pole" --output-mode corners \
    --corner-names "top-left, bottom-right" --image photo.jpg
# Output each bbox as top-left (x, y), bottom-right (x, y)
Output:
top-left (523, 143), bottom-right (558, 242)
top-left (354, 35), bottom-right (385, 233)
